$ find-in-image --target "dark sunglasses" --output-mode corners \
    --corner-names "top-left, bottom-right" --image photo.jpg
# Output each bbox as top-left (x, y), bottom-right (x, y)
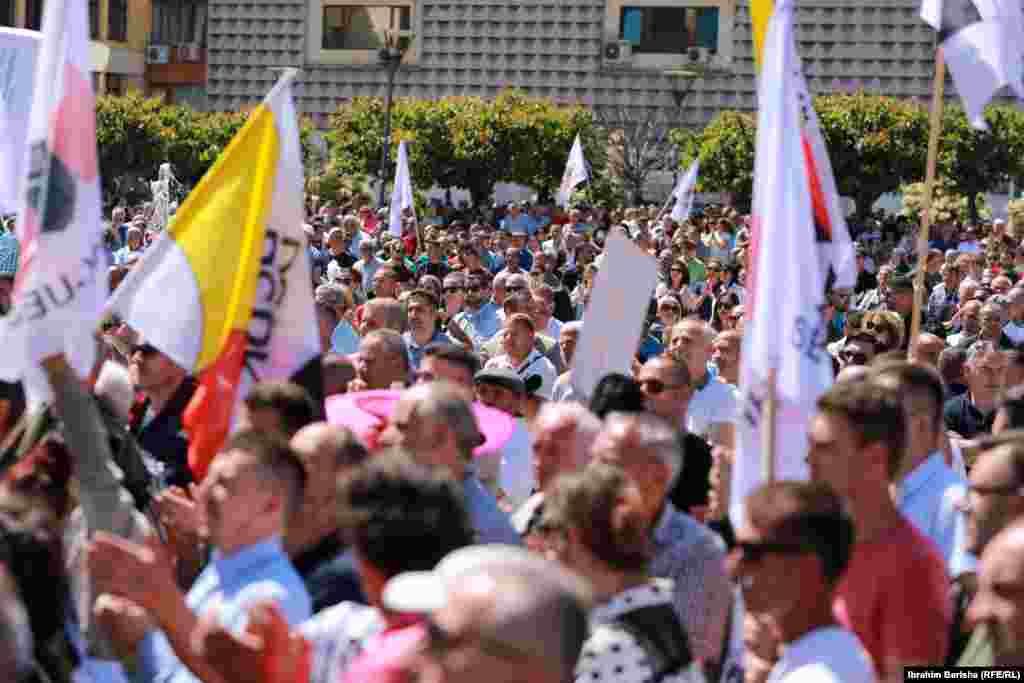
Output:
top-left (638, 378), bottom-right (686, 395)
top-left (733, 540), bottom-right (809, 563)
top-left (131, 343), bottom-right (159, 357)
top-left (444, 287), bottom-right (464, 294)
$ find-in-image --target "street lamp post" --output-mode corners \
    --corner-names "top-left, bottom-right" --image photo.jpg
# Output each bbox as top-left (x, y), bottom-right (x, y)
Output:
top-left (377, 41), bottom-right (406, 209)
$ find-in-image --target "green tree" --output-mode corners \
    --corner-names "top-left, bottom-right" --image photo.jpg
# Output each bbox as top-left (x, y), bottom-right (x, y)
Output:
top-left (938, 104), bottom-right (1024, 224)
top-left (95, 93), bottom-right (169, 205)
top-left (674, 111), bottom-right (756, 210)
top-left (900, 180), bottom-right (989, 225)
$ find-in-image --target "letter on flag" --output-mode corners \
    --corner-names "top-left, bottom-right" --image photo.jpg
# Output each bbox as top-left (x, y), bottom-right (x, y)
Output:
top-left (557, 134), bottom-right (589, 208)
top-left (670, 160), bottom-right (700, 223)
top-left (389, 140), bottom-right (416, 238)
top-left (0, 1), bottom-right (105, 404)
top-left (920, 0), bottom-right (1024, 129)
top-left (109, 69), bottom-right (320, 480)
top-left (731, 1), bottom-right (834, 527)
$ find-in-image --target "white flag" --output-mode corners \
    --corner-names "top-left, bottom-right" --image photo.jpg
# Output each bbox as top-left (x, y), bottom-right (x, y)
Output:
top-left (670, 160), bottom-right (700, 223)
top-left (0, 28), bottom-right (40, 216)
top-left (920, 0), bottom-right (1024, 129)
top-left (0, 1), bottom-right (105, 404)
top-left (557, 134), bottom-right (589, 208)
top-left (795, 72), bottom-right (857, 289)
top-left (731, 0), bottom-right (833, 527)
top-left (389, 141), bottom-right (415, 238)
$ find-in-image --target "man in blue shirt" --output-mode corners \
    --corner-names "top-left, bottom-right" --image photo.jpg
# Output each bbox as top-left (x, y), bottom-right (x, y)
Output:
top-left (453, 272), bottom-right (503, 351)
top-left (404, 289), bottom-right (454, 371)
top-left (499, 202), bottom-right (537, 237)
top-left (873, 362), bottom-right (976, 578)
top-left (88, 430), bottom-right (312, 683)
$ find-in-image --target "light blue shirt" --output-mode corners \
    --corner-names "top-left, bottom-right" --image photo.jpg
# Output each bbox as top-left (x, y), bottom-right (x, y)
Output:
top-left (896, 452), bottom-right (976, 578)
top-left (463, 475), bottom-right (521, 546)
top-left (134, 537), bottom-right (311, 683)
top-left (113, 245), bottom-right (144, 266)
top-left (500, 213), bottom-right (538, 236)
top-left (331, 320), bottom-right (361, 356)
top-left (403, 329), bottom-right (454, 370)
top-left (453, 302), bottom-right (502, 349)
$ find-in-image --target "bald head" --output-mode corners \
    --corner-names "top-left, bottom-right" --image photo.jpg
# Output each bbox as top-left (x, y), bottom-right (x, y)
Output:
top-left (532, 402), bottom-right (603, 490)
top-left (910, 333), bottom-right (944, 369)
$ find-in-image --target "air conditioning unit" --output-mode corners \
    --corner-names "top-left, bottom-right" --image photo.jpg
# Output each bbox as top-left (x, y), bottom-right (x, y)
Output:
top-left (604, 40), bottom-right (633, 64)
top-left (146, 44), bottom-right (170, 64)
top-left (179, 44), bottom-right (202, 62)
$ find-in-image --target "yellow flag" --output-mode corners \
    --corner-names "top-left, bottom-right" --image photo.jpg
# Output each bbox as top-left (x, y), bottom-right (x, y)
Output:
top-left (751, 0), bottom-right (774, 70)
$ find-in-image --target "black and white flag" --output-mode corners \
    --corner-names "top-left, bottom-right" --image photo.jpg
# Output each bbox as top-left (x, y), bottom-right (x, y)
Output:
top-left (920, 0), bottom-right (1024, 128)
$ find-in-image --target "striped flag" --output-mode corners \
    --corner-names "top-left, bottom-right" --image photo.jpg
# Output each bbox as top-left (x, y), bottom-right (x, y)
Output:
top-left (0, 1), bottom-right (105, 404)
top-left (920, 0), bottom-right (1024, 128)
top-left (731, 0), bottom-right (834, 527)
top-left (389, 140), bottom-right (415, 237)
top-left (109, 70), bottom-right (320, 480)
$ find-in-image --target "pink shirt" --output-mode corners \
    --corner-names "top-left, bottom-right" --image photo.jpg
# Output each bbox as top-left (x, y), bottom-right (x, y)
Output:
top-left (834, 514), bottom-right (950, 676)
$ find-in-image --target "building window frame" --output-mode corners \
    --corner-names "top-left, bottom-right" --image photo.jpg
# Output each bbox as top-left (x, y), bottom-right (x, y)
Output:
top-left (107, 0), bottom-right (128, 42)
top-left (306, 0), bottom-right (419, 66)
top-left (89, 0), bottom-right (100, 39)
top-left (0, 1), bottom-right (14, 27)
top-left (604, 0), bottom-right (735, 70)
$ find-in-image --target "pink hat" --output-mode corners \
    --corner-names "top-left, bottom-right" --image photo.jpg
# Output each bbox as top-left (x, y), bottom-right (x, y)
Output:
top-left (325, 389), bottom-right (516, 456)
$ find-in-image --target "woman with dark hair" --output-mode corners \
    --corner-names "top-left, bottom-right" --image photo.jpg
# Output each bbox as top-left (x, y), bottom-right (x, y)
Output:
top-left (588, 373), bottom-right (645, 419)
top-left (538, 463), bottom-right (702, 683)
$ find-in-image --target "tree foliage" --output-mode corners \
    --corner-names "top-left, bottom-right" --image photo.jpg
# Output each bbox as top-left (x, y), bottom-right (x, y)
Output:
top-left (673, 111), bottom-right (756, 210)
top-left (326, 90), bottom-right (604, 206)
top-left (95, 93), bottom-right (317, 207)
top-left (900, 180), bottom-right (990, 225)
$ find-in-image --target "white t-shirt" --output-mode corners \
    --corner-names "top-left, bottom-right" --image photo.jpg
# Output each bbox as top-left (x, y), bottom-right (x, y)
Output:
top-left (766, 627), bottom-right (876, 683)
top-left (687, 376), bottom-right (738, 441)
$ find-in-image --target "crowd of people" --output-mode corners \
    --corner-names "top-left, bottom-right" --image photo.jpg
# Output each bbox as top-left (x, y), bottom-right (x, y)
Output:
top-left (0, 192), bottom-right (1023, 683)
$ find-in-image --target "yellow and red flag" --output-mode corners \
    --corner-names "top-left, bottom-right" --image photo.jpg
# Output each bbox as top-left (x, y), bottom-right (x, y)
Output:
top-left (109, 70), bottom-right (320, 480)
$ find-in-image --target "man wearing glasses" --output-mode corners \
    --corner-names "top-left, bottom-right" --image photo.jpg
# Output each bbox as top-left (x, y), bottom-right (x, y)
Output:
top-left (807, 380), bottom-right (950, 679)
top-left (730, 481), bottom-right (873, 683)
top-left (452, 272), bottom-right (502, 351)
top-left (126, 338), bottom-right (197, 489)
top-left (956, 433), bottom-right (1024, 665)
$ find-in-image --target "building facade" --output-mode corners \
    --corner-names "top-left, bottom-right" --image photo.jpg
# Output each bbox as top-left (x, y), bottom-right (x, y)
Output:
top-left (1, 0), bottom-right (207, 103)
top-left (205, 0), bottom-right (960, 124)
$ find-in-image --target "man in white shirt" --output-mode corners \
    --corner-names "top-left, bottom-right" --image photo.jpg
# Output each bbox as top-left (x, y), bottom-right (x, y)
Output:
top-left (531, 283), bottom-right (563, 341)
top-left (669, 319), bottom-right (737, 447)
top-left (1003, 288), bottom-right (1024, 347)
top-left (731, 481), bottom-right (876, 683)
top-left (486, 313), bottom-right (558, 401)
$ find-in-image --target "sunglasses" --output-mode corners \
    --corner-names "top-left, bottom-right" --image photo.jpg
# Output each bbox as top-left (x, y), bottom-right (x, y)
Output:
top-left (131, 343), bottom-right (159, 357)
top-left (506, 286), bottom-right (525, 293)
top-left (444, 287), bottom-right (464, 294)
top-left (638, 378), bottom-right (686, 395)
top-left (733, 540), bottom-right (810, 563)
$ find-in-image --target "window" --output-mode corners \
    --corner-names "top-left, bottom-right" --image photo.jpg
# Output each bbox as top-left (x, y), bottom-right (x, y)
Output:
top-left (89, 0), bottom-right (99, 39)
top-left (107, 0), bottom-right (127, 41)
top-left (0, 1), bottom-right (14, 27)
top-left (152, 0), bottom-right (207, 46)
top-left (306, 0), bottom-right (418, 65)
top-left (323, 5), bottom-right (409, 50)
top-left (26, 0), bottom-right (44, 30)
top-left (604, 0), bottom-right (733, 69)
top-left (620, 6), bottom-right (718, 53)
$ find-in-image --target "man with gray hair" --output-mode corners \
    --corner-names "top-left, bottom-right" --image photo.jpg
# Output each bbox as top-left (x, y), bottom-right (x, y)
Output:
top-left (945, 341), bottom-right (1008, 439)
top-left (354, 237), bottom-right (381, 294)
top-left (592, 412), bottom-right (732, 676)
top-left (379, 381), bottom-right (521, 545)
top-left (551, 321), bottom-right (583, 403)
top-left (351, 329), bottom-right (409, 391)
top-left (383, 545), bottom-right (591, 683)
top-left (512, 402), bottom-right (602, 537)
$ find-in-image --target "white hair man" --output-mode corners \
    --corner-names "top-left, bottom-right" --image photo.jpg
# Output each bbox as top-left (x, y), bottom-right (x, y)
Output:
top-left (669, 319), bottom-right (738, 447)
top-left (592, 412), bottom-right (732, 675)
top-left (512, 402), bottom-right (602, 538)
top-left (551, 321), bottom-right (583, 403)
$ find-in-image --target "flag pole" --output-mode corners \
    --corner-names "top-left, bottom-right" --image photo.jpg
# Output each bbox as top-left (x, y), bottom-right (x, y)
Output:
top-left (761, 367), bottom-right (778, 482)
top-left (908, 47), bottom-right (946, 358)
